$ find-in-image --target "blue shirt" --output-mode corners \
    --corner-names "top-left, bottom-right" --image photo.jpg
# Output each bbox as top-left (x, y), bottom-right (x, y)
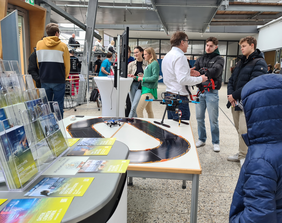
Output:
top-left (128, 56), bottom-right (135, 64)
top-left (98, 59), bottom-right (111, 76)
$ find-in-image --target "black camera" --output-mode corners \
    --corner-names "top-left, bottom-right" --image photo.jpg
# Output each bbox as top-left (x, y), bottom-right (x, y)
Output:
top-left (199, 67), bottom-right (208, 76)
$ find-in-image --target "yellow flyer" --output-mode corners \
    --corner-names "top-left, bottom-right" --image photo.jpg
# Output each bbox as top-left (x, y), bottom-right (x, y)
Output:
top-left (68, 145), bottom-right (112, 156)
top-left (0, 199), bottom-right (7, 206)
top-left (78, 160), bottom-right (130, 173)
top-left (25, 177), bottom-right (94, 197)
top-left (67, 138), bottom-right (80, 147)
top-left (0, 197), bottom-right (73, 222)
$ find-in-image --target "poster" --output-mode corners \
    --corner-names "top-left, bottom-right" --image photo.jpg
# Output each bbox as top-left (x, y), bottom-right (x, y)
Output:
top-left (25, 177), bottom-right (94, 197)
top-left (43, 156), bottom-right (89, 175)
top-left (78, 160), bottom-right (129, 173)
top-left (68, 145), bottom-right (112, 156)
top-left (0, 197), bottom-right (72, 222)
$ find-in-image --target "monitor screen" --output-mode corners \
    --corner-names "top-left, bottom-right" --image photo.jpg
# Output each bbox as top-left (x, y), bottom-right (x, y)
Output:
top-left (120, 27), bottom-right (129, 78)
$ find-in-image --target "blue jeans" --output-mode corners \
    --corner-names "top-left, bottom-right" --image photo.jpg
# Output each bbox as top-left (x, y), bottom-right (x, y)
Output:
top-left (166, 93), bottom-right (190, 120)
top-left (129, 89), bottom-right (141, 118)
top-left (41, 83), bottom-right (65, 119)
top-left (195, 89), bottom-right (219, 144)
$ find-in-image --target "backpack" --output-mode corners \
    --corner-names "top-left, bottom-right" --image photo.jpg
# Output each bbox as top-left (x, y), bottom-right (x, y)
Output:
top-left (90, 89), bottom-right (99, 102)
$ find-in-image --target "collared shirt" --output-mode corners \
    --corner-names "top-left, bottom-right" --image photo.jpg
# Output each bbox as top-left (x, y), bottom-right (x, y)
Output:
top-left (162, 47), bottom-right (202, 95)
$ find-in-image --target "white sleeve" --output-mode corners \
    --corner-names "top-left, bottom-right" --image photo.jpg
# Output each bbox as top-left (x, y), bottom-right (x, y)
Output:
top-left (175, 56), bottom-right (202, 86)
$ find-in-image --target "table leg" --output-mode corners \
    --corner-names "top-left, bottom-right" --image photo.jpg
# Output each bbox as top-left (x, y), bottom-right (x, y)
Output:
top-left (182, 180), bottom-right (186, 189)
top-left (128, 177), bottom-right (133, 186)
top-left (190, 174), bottom-right (199, 223)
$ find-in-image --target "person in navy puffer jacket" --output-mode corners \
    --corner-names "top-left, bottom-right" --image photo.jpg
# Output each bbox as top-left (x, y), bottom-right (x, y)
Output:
top-left (229, 74), bottom-right (282, 223)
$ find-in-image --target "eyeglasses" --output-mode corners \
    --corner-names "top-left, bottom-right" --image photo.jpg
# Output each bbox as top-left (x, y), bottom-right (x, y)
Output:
top-left (182, 39), bottom-right (189, 44)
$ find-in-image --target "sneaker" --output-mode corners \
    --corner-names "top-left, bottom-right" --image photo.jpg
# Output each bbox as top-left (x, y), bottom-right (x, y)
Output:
top-left (195, 140), bottom-right (205, 148)
top-left (240, 158), bottom-right (245, 167)
top-left (213, 144), bottom-right (220, 152)
top-left (227, 153), bottom-right (240, 162)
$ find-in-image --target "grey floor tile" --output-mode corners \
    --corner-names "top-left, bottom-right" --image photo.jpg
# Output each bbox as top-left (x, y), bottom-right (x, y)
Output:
top-left (217, 176), bottom-right (238, 193)
top-left (127, 212), bottom-right (144, 223)
top-left (128, 189), bottom-right (189, 213)
top-left (199, 176), bottom-right (222, 193)
top-left (143, 212), bottom-right (189, 223)
top-left (211, 214), bottom-right (230, 223)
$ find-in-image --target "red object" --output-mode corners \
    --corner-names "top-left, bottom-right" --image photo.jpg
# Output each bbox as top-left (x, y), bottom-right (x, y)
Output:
top-left (69, 73), bottom-right (79, 96)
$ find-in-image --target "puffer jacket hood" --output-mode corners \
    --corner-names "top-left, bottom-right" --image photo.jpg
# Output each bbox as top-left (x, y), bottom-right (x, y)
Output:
top-left (43, 36), bottom-right (61, 47)
top-left (241, 74), bottom-right (282, 146)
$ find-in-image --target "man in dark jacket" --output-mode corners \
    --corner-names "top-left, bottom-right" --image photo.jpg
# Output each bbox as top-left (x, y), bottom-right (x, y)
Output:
top-left (227, 36), bottom-right (267, 165)
top-left (193, 37), bottom-right (224, 152)
top-left (68, 33), bottom-right (80, 49)
top-left (28, 47), bottom-right (41, 88)
top-left (229, 74), bottom-right (282, 223)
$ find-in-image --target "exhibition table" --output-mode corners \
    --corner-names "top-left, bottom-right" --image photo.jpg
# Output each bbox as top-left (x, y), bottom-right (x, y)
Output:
top-left (0, 140), bottom-right (129, 223)
top-left (94, 76), bottom-right (133, 117)
top-left (64, 116), bottom-right (201, 223)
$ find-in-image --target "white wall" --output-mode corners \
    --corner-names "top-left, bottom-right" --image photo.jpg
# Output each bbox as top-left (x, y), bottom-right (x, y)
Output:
top-left (257, 19), bottom-right (282, 52)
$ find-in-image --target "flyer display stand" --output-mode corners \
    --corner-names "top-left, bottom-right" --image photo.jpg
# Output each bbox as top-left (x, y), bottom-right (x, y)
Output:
top-left (0, 59), bottom-right (70, 191)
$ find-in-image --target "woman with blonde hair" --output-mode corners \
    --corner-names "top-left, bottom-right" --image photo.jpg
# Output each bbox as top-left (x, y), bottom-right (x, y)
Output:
top-left (273, 63), bottom-right (280, 74)
top-left (136, 47), bottom-right (159, 118)
top-left (107, 40), bottom-right (115, 53)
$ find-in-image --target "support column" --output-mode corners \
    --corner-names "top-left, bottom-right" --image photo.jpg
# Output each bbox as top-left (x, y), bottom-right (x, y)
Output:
top-left (79, 0), bottom-right (99, 104)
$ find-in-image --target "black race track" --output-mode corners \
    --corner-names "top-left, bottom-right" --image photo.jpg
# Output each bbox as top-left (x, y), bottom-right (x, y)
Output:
top-left (66, 118), bottom-right (190, 164)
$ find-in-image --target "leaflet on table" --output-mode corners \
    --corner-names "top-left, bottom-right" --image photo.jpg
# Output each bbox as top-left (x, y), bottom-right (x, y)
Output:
top-left (68, 145), bottom-right (112, 156)
top-left (67, 138), bottom-right (80, 147)
top-left (0, 197), bottom-right (73, 222)
top-left (46, 130), bottom-right (69, 157)
top-left (0, 199), bottom-right (7, 206)
top-left (43, 156), bottom-right (89, 175)
top-left (25, 177), bottom-right (94, 197)
top-left (77, 138), bottom-right (116, 146)
top-left (39, 113), bottom-right (59, 138)
top-left (0, 125), bottom-right (38, 188)
top-left (78, 160), bottom-right (130, 173)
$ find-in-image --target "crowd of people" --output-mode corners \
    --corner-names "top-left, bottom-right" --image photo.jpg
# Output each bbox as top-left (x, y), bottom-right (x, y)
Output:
top-left (28, 23), bottom-right (282, 222)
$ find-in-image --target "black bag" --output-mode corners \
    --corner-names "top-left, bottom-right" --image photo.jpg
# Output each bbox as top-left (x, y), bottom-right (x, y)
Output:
top-left (90, 89), bottom-right (99, 102)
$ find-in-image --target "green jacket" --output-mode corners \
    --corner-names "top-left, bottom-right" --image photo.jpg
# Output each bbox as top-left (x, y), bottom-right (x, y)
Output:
top-left (141, 60), bottom-right (159, 89)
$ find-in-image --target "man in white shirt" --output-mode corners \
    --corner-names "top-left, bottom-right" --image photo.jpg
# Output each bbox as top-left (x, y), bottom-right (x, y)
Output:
top-left (162, 31), bottom-right (208, 120)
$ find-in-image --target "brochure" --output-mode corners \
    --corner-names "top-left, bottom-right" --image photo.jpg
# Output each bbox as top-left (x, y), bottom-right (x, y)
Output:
top-left (39, 113), bottom-right (59, 137)
top-left (25, 177), bottom-right (94, 197)
top-left (0, 125), bottom-right (38, 188)
top-left (68, 145), bottom-right (112, 156)
top-left (78, 160), bottom-right (130, 173)
top-left (67, 138), bottom-right (80, 147)
top-left (46, 130), bottom-right (68, 156)
top-left (34, 139), bottom-right (54, 167)
top-left (0, 199), bottom-right (7, 206)
top-left (25, 99), bottom-right (43, 121)
top-left (0, 197), bottom-right (73, 222)
top-left (78, 138), bottom-right (116, 146)
top-left (43, 156), bottom-right (89, 175)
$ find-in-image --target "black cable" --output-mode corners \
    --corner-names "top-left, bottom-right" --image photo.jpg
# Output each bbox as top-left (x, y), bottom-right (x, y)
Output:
top-left (219, 106), bottom-right (235, 127)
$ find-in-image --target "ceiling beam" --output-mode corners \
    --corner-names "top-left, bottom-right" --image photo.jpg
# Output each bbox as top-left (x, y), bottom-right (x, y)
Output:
top-left (150, 0), bottom-right (168, 35)
top-left (220, 5), bottom-right (282, 12)
top-left (202, 0), bottom-right (224, 33)
top-left (40, 0), bottom-right (101, 39)
top-left (214, 14), bottom-right (281, 20)
top-left (209, 25), bottom-right (258, 33)
top-left (155, 4), bottom-right (218, 8)
top-left (211, 21), bottom-right (267, 25)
